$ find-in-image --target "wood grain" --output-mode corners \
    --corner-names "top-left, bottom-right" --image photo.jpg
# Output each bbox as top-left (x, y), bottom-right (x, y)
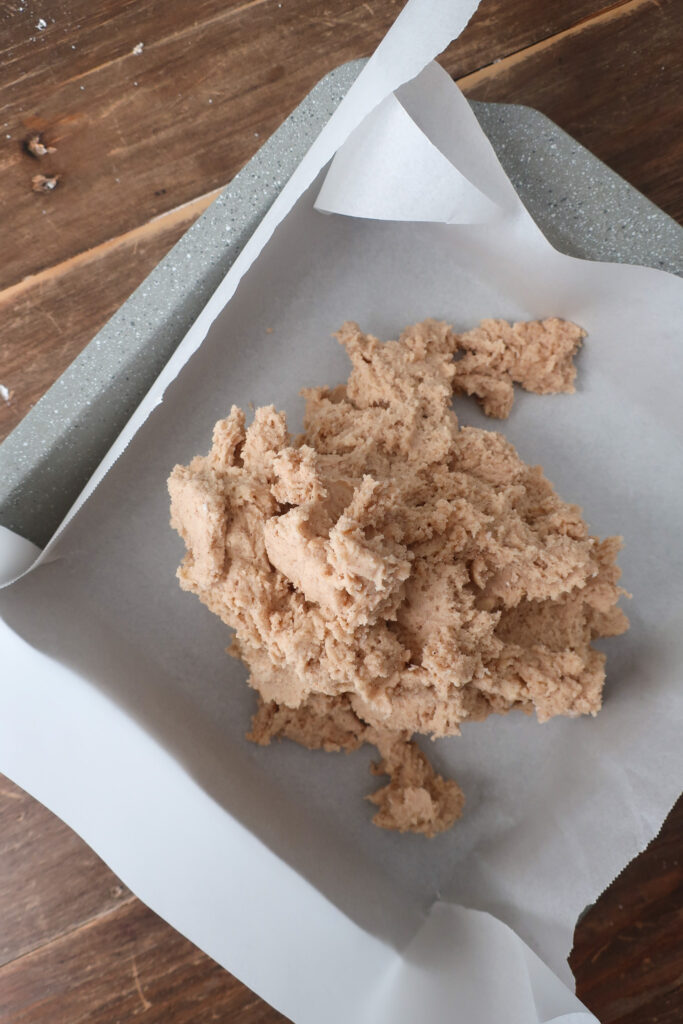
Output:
top-left (0, 0), bottom-right (617, 290)
top-left (0, 190), bottom-right (217, 439)
top-left (458, 0), bottom-right (683, 223)
top-left (0, 889), bottom-right (290, 1023)
top-left (571, 795), bottom-right (683, 1024)
top-left (2, 0), bottom-right (680, 442)
top-left (0, 775), bottom-right (132, 967)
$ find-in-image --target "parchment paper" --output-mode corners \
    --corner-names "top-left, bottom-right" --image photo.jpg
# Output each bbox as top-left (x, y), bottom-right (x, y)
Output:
top-left (1, 1), bottom-right (682, 1020)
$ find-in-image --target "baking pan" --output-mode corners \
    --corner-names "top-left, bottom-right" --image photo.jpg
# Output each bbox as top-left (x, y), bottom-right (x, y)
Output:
top-left (1, 58), bottom-right (681, 547)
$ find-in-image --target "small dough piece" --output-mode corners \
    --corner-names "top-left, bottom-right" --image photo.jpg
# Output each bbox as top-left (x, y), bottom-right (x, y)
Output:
top-left (169, 317), bottom-right (627, 836)
top-left (249, 693), bottom-right (464, 837)
top-left (452, 317), bottom-right (585, 418)
top-left (367, 730), bottom-right (465, 838)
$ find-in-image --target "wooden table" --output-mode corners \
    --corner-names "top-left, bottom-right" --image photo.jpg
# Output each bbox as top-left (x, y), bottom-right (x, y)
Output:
top-left (1, 1), bottom-right (681, 1021)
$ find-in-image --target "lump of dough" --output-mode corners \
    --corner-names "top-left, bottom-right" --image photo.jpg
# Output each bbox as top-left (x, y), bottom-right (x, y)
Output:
top-left (169, 317), bottom-right (627, 836)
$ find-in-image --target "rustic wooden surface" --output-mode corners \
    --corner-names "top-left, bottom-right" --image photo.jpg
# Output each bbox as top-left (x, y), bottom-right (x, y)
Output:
top-left (0, 0), bottom-right (681, 1021)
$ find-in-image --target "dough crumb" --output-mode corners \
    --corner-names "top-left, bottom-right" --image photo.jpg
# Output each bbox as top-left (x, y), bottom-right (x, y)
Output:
top-left (169, 318), bottom-right (627, 836)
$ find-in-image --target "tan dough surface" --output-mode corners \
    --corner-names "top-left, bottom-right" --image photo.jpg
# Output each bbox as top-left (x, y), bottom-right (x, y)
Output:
top-left (169, 318), bottom-right (628, 836)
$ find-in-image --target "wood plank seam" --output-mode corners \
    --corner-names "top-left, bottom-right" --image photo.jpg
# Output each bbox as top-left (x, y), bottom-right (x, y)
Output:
top-left (0, 187), bottom-right (221, 305)
top-left (456, 0), bottom-right (656, 89)
top-left (0, 892), bottom-right (138, 973)
top-left (0, 0), bottom-right (276, 92)
top-left (0, 0), bottom-right (645, 302)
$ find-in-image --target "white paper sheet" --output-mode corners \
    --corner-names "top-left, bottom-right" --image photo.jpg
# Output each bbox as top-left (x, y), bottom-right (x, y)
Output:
top-left (1, 0), bottom-right (682, 1020)
top-left (315, 92), bottom-right (502, 224)
top-left (0, 614), bottom-right (592, 1022)
top-left (0, 525), bottom-right (40, 583)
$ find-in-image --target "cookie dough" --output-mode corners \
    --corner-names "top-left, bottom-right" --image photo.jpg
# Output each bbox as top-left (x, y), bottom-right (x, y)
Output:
top-left (169, 318), bottom-right (628, 837)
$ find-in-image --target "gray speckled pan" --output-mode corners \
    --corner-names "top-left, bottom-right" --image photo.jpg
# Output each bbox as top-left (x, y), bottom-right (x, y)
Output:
top-left (1, 59), bottom-right (681, 547)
